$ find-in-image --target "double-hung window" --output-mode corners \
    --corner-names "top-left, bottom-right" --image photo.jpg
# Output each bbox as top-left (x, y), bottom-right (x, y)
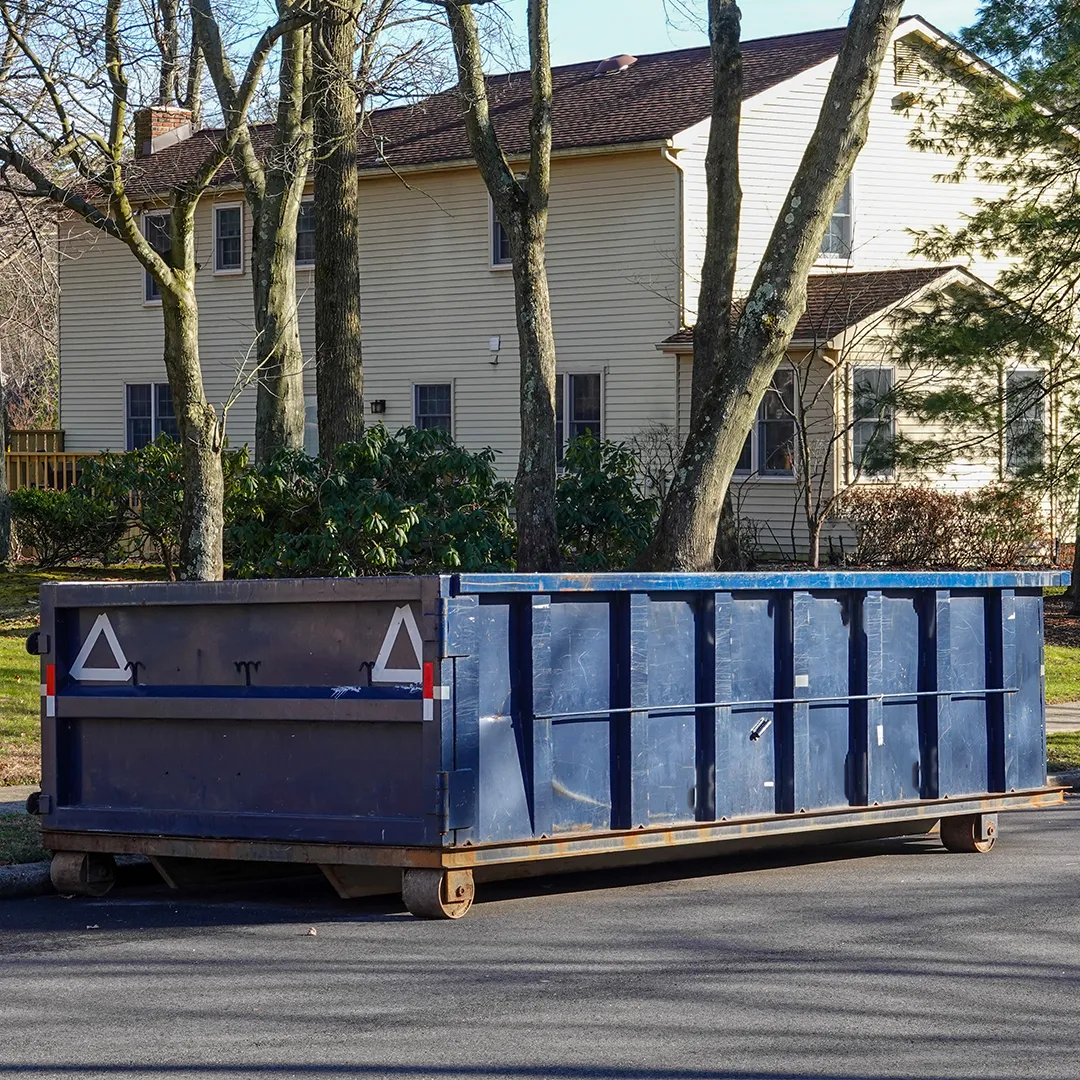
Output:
top-left (142, 211), bottom-right (171, 302)
top-left (214, 204), bottom-right (243, 273)
top-left (491, 199), bottom-right (512, 268)
top-left (304, 394), bottom-right (319, 456)
top-left (820, 177), bottom-right (853, 260)
top-left (126, 383), bottom-right (179, 450)
top-left (852, 366), bottom-right (895, 475)
top-left (734, 369), bottom-right (797, 477)
top-left (1005, 370), bottom-right (1044, 475)
top-left (555, 373), bottom-right (602, 462)
top-left (414, 384), bottom-right (453, 433)
top-left (296, 200), bottom-right (316, 266)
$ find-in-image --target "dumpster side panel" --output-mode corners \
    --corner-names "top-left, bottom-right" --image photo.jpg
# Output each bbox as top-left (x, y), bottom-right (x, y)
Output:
top-left (867, 592), bottom-right (924, 803)
top-left (938, 591), bottom-right (991, 797)
top-left (41, 580), bottom-right (445, 848)
top-left (546, 599), bottom-right (615, 834)
top-left (717, 592), bottom-right (780, 819)
top-left (632, 594), bottom-right (698, 827)
top-left (473, 599), bottom-right (532, 844)
top-left (793, 592), bottom-right (855, 812)
top-left (1006, 590), bottom-right (1047, 791)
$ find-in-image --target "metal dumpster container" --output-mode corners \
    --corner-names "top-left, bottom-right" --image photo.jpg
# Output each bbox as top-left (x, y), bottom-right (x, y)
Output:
top-left (31, 571), bottom-right (1067, 917)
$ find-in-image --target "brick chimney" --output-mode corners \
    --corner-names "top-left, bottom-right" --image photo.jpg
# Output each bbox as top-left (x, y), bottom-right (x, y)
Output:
top-left (134, 106), bottom-right (193, 159)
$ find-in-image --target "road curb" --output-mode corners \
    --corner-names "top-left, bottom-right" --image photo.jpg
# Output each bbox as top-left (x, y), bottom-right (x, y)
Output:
top-left (1048, 770), bottom-right (1080, 792)
top-left (0, 860), bottom-right (52, 900)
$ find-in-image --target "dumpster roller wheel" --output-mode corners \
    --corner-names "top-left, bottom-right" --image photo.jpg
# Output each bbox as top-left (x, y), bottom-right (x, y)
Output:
top-left (50, 852), bottom-right (117, 897)
top-left (402, 868), bottom-right (474, 919)
top-left (940, 813), bottom-right (996, 854)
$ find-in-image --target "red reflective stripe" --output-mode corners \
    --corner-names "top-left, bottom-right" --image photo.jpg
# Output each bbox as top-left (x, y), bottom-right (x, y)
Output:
top-left (423, 662), bottom-right (434, 700)
top-left (46, 664), bottom-right (55, 697)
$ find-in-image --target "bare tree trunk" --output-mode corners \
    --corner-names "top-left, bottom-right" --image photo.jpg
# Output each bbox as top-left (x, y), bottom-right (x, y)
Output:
top-left (510, 214), bottom-right (559, 570)
top-left (444, 0), bottom-right (560, 571)
top-left (193, 3), bottom-right (310, 463)
top-left (1069, 484), bottom-right (1080, 613)
top-left (184, 39), bottom-right (204, 128)
top-left (313, 0), bottom-right (365, 456)
top-left (161, 216), bottom-right (224, 580)
top-left (156, 0), bottom-right (181, 105)
top-left (645, 0), bottom-right (904, 570)
top-left (713, 491), bottom-right (741, 569)
top-left (252, 182), bottom-right (307, 462)
top-left (252, 25), bottom-right (309, 463)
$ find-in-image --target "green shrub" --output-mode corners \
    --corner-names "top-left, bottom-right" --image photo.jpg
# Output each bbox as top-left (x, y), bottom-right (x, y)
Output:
top-left (10, 487), bottom-right (127, 568)
top-left (78, 438), bottom-right (249, 580)
top-left (226, 426), bottom-right (515, 578)
top-left (557, 434), bottom-right (658, 570)
top-left (838, 484), bottom-right (1050, 568)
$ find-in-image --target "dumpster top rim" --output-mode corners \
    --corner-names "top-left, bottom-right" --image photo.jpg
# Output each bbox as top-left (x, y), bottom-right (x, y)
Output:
top-left (453, 570), bottom-right (1071, 593)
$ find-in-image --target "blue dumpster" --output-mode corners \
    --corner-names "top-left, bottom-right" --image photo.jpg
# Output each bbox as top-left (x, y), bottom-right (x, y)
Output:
top-left (32, 571), bottom-right (1067, 917)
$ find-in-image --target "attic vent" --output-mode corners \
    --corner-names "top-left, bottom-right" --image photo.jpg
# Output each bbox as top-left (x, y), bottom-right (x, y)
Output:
top-left (594, 54), bottom-right (637, 77)
top-left (894, 39), bottom-right (921, 86)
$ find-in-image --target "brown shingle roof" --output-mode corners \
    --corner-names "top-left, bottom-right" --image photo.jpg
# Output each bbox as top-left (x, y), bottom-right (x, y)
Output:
top-left (662, 266), bottom-right (965, 350)
top-left (125, 26), bottom-right (848, 196)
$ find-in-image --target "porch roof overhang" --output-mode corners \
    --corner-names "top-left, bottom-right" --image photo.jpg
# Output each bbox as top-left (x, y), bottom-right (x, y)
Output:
top-left (656, 265), bottom-right (983, 356)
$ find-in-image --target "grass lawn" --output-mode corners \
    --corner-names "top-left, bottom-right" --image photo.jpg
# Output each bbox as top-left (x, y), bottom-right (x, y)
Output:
top-left (1045, 645), bottom-right (1080, 705)
top-left (0, 812), bottom-right (46, 866)
top-left (0, 567), bottom-right (163, 786)
top-left (1047, 732), bottom-right (1080, 774)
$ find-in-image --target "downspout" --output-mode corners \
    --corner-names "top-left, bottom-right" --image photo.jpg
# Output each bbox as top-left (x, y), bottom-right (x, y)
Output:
top-left (662, 143), bottom-right (686, 444)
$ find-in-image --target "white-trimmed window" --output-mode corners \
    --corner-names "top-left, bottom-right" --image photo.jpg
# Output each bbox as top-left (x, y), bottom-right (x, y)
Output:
top-left (735, 369), bottom-right (796, 477)
top-left (556, 372), bottom-right (602, 462)
top-left (852, 366), bottom-right (895, 476)
top-left (142, 211), bottom-right (171, 302)
top-left (214, 204), bottom-right (243, 273)
top-left (126, 383), bottom-right (179, 449)
top-left (414, 383), bottom-right (453, 433)
top-left (820, 177), bottom-right (853, 260)
top-left (491, 199), bottom-right (512, 268)
top-left (1005, 369), bottom-right (1044, 475)
top-left (304, 393), bottom-right (319, 456)
top-left (296, 199), bottom-right (316, 266)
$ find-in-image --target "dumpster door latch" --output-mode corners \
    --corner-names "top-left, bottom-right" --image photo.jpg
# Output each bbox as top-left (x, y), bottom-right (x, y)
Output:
top-left (437, 769), bottom-right (476, 834)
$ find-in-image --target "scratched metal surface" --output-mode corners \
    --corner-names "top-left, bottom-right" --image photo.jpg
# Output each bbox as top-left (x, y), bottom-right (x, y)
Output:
top-left (34, 572), bottom-right (1063, 862)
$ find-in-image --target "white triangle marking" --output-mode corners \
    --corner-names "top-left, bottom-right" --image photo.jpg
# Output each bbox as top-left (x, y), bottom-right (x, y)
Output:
top-left (70, 613), bottom-right (132, 683)
top-left (371, 605), bottom-right (423, 684)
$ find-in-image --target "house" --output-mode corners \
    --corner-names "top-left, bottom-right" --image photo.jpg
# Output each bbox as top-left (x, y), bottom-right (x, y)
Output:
top-left (54, 16), bottom-right (1049, 556)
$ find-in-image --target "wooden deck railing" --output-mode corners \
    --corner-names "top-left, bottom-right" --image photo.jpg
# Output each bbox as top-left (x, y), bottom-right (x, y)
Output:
top-left (8, 429), bottom-right (66, 453)
top-left (6, 451), bottom-right (100, 492)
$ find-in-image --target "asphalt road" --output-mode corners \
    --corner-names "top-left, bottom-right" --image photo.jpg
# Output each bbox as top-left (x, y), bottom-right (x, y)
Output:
top-left (1, 802), bottom-right (1078, 1080)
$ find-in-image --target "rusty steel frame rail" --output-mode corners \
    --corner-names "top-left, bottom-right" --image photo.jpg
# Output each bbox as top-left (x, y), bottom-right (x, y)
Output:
top-left (42, 788), bottom-right (1063, 873)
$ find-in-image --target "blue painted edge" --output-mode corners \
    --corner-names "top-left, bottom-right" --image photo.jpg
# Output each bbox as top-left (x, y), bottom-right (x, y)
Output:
top-left (453, 571), bottom-right (1070, 594)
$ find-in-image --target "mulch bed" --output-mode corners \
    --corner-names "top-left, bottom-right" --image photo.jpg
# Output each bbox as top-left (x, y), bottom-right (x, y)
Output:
top-left (1044, 594), bottom-right (1080, 648)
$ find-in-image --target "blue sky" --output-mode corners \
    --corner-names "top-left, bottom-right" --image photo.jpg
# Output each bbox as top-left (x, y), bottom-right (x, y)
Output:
top-left (500, 1), bottom-right (984, 66)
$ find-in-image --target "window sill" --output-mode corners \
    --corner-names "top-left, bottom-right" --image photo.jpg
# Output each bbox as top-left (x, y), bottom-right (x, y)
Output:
top-left (813, 255), bottom-right (854, 270)
top-left (296, 262), bottom-right (315, 272)
top-left (732, 471), bottom-right (796, 483)
top-left (489, 261), bottom-right (513, 272)
top-left (213, 267), bottom-right (244, 277)
top-left (142, 298), bottom-right (163, 308)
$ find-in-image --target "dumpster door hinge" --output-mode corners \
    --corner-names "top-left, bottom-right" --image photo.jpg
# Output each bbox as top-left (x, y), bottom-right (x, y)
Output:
top-left (437, 769), bottom-right (476, 834)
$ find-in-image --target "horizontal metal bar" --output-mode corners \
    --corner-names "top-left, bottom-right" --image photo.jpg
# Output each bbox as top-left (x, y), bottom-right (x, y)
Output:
top-left (538, 686), bottom-right (1020, 724)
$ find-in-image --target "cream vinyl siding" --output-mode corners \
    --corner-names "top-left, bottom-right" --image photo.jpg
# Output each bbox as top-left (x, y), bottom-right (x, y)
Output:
top-left (58, 196), bottom-right (317, 452)
top-left (58, 152), bottom-right (679, 469)
top-left (357, 150), bottom-right (679, 475)
top-left (673, 28), bottom-right (1017, 321)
